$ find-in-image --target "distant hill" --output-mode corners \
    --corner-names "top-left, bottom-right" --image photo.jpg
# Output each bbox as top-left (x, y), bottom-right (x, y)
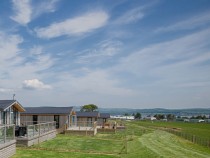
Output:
top-left (73, 106), bottom-right (210, 117)
top-left (98, 107), bottom-right (210, 117)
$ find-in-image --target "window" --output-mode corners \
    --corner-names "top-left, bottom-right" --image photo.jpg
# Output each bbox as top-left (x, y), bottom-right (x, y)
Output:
top-left (54, 115), bottom-right (59, 129)
top-left (33, 115), bottom-right (38, 124)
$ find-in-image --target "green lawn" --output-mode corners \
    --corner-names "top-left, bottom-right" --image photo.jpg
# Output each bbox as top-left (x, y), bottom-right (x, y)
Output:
top-left (129, 120), bottom-right (210, 139)
top-left (33, 134), bottom-right (124, 154)
top-left (12, 121), bottom-right (210, 158)
top-left (13, 149), bottom-right (118, 158)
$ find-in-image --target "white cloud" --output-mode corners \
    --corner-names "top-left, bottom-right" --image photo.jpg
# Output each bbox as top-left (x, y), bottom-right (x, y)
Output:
top-left (22, 79), bottom-right (52, 90)
top-left (35, 11), bottom-right (109, 39)
top-left (0, 88), bottom-right (14, 93)
top-left (10, 0), bottom-right (32, 25)
top-left (155, 11), bottom-right (210, 33)
top-left (115, 7), bottom-right (144, 25)
top-left (33, 0), bottom-right (58, 17)
top-left (10, 0), bottom-right (59, 25)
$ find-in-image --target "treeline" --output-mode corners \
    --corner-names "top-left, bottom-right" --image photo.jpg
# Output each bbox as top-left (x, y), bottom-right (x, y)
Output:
top-left (124, 112), bottom-right (142, 119)
top-left (190, 115), bottom-right (207, 119)
top-left (154, 114), bottom-right (175, 121)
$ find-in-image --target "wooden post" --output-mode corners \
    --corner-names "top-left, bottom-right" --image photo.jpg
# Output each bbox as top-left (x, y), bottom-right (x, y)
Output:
top-left (33, 125), bottom-right (35, 137)
top-left (13, 124), bottom-right (15, 140)
top-left (86, 128), bottom-right (87, 136)
top-left (193, 135), bottom-right (195, 143)
top-left (4, 125), bottom-right (6, 143)
top-left (125, 136), bottom-right (127, 154)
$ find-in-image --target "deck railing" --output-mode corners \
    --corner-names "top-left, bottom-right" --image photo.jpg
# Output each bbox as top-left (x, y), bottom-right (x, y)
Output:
top-left (97, 121), bottom-right (116, 129)
top-left (69, 121), bottom-right (97, 131)
top-left (26, 121), bottom-right (56, 138)
top-left (16, 122), bottom-right (56, 138)
top-left (0, 124), bottom-right (15, 144)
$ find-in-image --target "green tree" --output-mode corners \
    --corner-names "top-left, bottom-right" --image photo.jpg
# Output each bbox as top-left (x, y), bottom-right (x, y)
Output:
top-left (166, 114), bottom-right (175, 121)
top-left (154, 114), bottom-right (165, 120)
top-left (135, 112), bottom-right (141, 119)
top-left (80, 104), bottom-right (98, 112)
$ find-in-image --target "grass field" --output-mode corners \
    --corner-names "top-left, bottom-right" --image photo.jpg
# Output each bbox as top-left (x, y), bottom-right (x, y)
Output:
top-left (130, 120), bottom-right (210, 139)
top-left (12, 121), bottom-right (210, 158)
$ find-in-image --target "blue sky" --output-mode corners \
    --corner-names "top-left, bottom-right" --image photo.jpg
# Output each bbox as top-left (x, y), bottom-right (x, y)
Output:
top-left (0, 0), bottom-right (210, 109)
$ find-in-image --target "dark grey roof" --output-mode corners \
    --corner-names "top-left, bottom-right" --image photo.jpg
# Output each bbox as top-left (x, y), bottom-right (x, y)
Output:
top-left (76, 111), bottom-right (99, 117)
top-left (0, 100), bottom-right (25, 111)
top-left (100, 113), bottom-right (110, 119)
top-left (22, 107), bottom-right (73, 115)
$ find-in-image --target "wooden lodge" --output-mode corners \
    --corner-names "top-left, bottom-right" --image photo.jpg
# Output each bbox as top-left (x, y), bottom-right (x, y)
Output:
top-left (0, 100), bottom-right (25, 158)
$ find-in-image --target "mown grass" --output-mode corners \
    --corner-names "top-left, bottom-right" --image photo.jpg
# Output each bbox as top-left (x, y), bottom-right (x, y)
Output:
top-left (129, 120), bottom-right (210, 139)
top-left (33, 134), bottom-right (124, 154)
top-left (12, 120), bottom-right (210, 158)
top-left (13, 149), bottom-right (118, 158)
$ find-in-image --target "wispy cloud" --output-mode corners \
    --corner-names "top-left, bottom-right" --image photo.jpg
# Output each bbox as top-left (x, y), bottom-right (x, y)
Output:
top-left (29, 45), bottom-right (43, 55)
top-left (115, 7), bottom-right (144, 25)
top-left (76, 40), bottom-right (122, 64)
top-left (55, 69), bottom-right (134, 96)
top-left (10, 0), bottom-right (59, 25)
top-left (10, 0), bottom-right (32, 25)
top-left (115, 28), bottom-right (210, 86)
top-left (0, 31), bottom-right (54, 93)
top-left (35, 11), bottom-right (109, 39)
top-left (177, 81), bottom-right (210, 88)
top-left (0, 32), bottom-right (23, 65)
top-left (22, 79), bottom-right (52, 90)
top-left (0, 88), bottom-right (14, 93)
top-left (155, 11), bottom-right (210, 33)
top-left (32, 0), bottom-right (59, 18)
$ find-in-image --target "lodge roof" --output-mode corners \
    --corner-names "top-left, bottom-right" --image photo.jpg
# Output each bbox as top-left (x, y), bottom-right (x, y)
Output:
top-left (100, 113), bottom-right (110, 118)
top-left (22, 107), bottom-right (73, 115)
top-left (0, 100), bottom-right (25, 112)
top-left (76, 111), bottom-right (99, 117)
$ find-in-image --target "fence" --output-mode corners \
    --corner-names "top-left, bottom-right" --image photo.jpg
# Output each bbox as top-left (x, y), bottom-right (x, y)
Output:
top-left (73, 121), bottom-right (96, 128)
top-left (26, 122), bottom-right (56, 138)
top-left (66, 121), bottom-right (97, 136)
top-left (0, 124), bottom-right (15, 144)
top-left (163, 128), bottom-right (210, 149)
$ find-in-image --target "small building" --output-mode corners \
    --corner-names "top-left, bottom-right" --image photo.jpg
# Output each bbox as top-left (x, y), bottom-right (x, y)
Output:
top-left (0, 100), bottom-right (25, 125)
top-left (76, 111), bottom-right (99, 126)
top-left (20, 107), bottom-right (75, 129)
top-left (98, 113), bottom-right (110, 125)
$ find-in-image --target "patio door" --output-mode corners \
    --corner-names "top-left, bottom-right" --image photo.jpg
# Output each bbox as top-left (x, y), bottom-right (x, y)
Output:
top-left (87, 117), bottom-right (92, 127)
top-left (54, 115), bottom-right (59, 129)
top-left (1, 112), bottom-right (6, 124)
top-left (33, 115), bottom-right (38, 124)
